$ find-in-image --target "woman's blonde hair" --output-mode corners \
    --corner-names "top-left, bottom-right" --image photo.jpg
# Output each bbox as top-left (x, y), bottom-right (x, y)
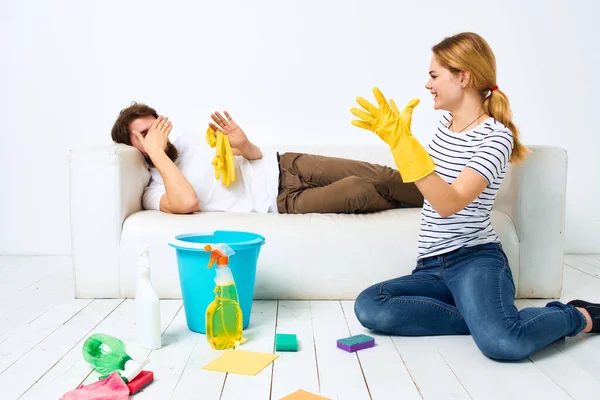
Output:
top-left (432, 32), bottom-right (530, 163)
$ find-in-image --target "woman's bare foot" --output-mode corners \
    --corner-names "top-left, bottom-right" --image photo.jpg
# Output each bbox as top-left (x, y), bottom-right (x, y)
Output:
top-left (576, 307), bottom-right (593, 333)
top-left (568, 299), bottom-right (600, 333)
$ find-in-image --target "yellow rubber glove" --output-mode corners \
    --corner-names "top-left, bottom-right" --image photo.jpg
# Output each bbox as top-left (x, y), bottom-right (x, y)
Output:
top-left (222, 132), bottom-right (235, 187)
top-left (206, 127), bottom-right (236, 186)
top-left (350, 87), bottom-right (435, 183)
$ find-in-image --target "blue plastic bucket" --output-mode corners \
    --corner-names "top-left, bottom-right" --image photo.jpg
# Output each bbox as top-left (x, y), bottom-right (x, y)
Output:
top-left (168, 230), bottom-right (265, 334)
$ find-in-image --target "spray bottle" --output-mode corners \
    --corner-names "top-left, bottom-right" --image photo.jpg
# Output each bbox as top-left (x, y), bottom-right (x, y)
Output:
top-left (135, 246), bottom-right (161, 350)
top-left (204, 243), bottom-right (243, 350)
top-left (82, 333), bottom-right (148, 382)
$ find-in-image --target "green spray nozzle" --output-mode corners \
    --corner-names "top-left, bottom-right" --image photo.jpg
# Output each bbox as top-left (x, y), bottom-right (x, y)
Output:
top-left (204, 244), bottom-right (235, 268)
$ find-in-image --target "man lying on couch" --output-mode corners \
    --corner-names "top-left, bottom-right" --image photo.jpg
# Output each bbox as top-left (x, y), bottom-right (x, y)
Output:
top-left (110, 102), bottom-right (424, 215)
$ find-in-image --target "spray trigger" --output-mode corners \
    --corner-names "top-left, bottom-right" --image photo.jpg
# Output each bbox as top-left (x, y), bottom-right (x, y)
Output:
top-left (204, 244), bottom-right (235, 268)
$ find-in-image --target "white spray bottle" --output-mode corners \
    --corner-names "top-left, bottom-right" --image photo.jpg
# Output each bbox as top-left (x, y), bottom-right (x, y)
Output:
top-left (136, 245), bottom-right (161, 350)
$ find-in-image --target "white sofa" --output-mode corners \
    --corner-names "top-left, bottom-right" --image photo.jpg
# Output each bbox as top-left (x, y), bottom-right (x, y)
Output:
top-left (68, 144), bottom-right (567, 300)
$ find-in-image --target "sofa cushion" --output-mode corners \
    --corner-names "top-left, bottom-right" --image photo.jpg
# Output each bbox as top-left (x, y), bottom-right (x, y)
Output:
top-left (118, 208), bottom-right (519, 300)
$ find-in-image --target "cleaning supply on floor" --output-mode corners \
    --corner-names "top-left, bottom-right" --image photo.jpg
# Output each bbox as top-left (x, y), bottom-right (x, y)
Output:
top-left (126, 370), bottom-right (155, 395)
top-left (276, 333), bottom-right (299, 351)
top-left (135, 245), bottom-right (161, 350)
top-left (204, 243), bottom-right (243, 350)
top-left (60, 371), bottom-right (129, 400)
top-left (82, 333), bottom-right (148, 382)
top-left (280, 389), bottom-right (332, 400)
top-left (336, 334), bottom-right (375, 353)
top-left (169, 231), bottom-right (265, 334)
top-left (202, 349), bottom-right (278, 375)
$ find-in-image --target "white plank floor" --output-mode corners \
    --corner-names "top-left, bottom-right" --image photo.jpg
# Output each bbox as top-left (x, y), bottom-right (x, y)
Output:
top-left (1, 254), bottom-right (600, 400)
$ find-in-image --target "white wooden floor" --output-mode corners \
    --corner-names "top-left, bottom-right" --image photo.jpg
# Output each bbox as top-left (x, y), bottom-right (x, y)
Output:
top-left (2, 255), bottom-right (600, 400)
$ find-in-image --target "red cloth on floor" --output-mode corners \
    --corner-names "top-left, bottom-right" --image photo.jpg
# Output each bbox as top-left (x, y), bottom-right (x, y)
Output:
top-left (60, 372), bottom-right (129, 400)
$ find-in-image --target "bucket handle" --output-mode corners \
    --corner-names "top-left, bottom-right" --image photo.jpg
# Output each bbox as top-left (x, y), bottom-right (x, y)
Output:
top-left (167, 234), bottom-right (265, 251)
top-left (167, 238), bottom-right (213, 250)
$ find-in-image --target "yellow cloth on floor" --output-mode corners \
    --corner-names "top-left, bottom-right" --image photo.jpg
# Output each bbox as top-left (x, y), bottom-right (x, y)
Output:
top-left (350, 87), bottom-right (435, 183)
top-left (202, 349), bottom-right (278, 376)
top-left (206, 127), bottom-right (236, 186)
top-left (280, 389), bottom-right (332, 400)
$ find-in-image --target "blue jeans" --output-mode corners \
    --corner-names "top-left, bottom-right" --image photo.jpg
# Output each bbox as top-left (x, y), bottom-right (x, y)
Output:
top-left (354, 242), bottom-right (586, 361)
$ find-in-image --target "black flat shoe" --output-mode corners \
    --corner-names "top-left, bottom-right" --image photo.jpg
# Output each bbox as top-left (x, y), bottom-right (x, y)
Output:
top-left (568, 299), bottom-right (600, 333)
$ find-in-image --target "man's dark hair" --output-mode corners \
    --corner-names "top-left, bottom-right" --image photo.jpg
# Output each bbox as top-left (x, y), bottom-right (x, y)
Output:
top-left (111, 102), bottom-right (178, 164)
top-left (111, 102), bottom-right (158, 145)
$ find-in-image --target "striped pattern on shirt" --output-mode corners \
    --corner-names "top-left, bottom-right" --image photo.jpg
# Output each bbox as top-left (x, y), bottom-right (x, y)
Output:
top-left (417, 114), bottom-right (514, 260)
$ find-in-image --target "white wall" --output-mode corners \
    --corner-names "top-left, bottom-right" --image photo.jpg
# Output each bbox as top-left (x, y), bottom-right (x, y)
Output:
top-left (1, 0), bottom-right (598, 255)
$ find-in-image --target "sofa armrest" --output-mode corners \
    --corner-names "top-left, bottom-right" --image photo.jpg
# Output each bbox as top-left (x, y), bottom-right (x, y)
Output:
top-left (495, 145), bottom-right (568, 298)
top-left (69, 144), bottom-right (150, 298)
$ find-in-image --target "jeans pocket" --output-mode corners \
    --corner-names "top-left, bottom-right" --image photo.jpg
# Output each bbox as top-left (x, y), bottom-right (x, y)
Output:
top-left (495, 247), bottom-right (516, 292)
top-left (495, 245), bottom-right (509, 267)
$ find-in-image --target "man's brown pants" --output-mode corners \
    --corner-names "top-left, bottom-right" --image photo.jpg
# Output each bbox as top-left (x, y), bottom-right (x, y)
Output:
top-left (276, 152), bottom-right (424, 214)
